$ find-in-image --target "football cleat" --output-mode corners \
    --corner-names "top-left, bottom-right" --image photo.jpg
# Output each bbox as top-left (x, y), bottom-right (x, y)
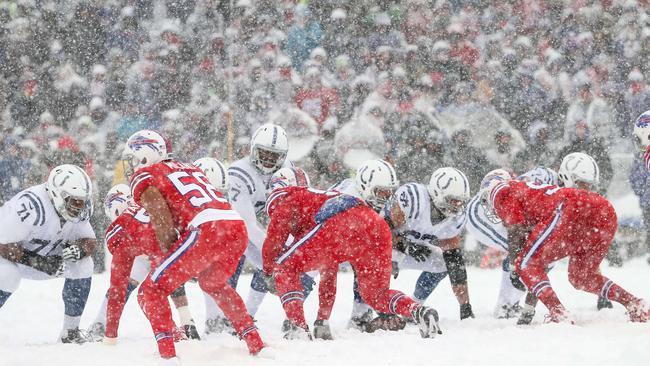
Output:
top-left (204, 316), bottom-right (235, 335)
top-left (495, 303), bottom-right (522, 319)
top-left (183, 324), bottom-right (200, 340)
top-left (517, 307), bottom-right (535, 325)
top-left (412, 306), bottom-right (442, 338)
top-left (87, 322), bottom-right (106, 340)
top-left (61, 328), bottom-right (93, 344)
top-left (281, 319), bottom-right (312, 340)
top-left (597, 296), bottom-right (613, 311)
top-left (313, 319), bottom-right (334, 340)
top-left (347, 309), bottom-right (375, 332)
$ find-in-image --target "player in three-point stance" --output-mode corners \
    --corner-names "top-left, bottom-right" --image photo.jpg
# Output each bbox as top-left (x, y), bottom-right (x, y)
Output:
top-left (0, 164), bottom-right (96, 343)
top-left (262, 176), bottom-right (441, 340)
top-left (482, 174), bottom-right (650, 323)
top-left (110, 130), bottom-right (263, 362)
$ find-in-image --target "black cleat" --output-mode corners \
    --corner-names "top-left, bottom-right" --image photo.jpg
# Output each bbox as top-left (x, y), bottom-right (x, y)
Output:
top-left (313, 319), bottom-right (334, 340)
top-left (183, 324), bottom-right (201, 340)
top-left (347, 309), bottom-right (375, 332)
top-left (517, 308), bottom-right (535, 325)
top-left (597, 296), bottom-right (613, 311)
top-left (496, 303), bottom-right (522, 319)
top-left (61, 328), bottom-right (93, 344)
top-left (412, 306), bottom-right (441, 338)
top-left (282, 319), bottom-right (312, 340)
top-left (205, 316), bottom-right (235, 336)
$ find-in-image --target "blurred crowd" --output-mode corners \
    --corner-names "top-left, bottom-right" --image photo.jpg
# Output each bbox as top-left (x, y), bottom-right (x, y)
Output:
top-left (2, 0), bottom-right (650, 268)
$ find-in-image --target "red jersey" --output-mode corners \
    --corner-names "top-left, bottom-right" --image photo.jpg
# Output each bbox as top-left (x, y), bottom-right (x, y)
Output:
top-left (263, 187), bottom-right (341, 273)
top-left (492, 180), bottom-right (605, 228)
top-left (130, 160), bottom-right (232, 231)
top-left (644, 145), bottom-right (650, 172)
top-left (104, 205), bottom-right (161, 338)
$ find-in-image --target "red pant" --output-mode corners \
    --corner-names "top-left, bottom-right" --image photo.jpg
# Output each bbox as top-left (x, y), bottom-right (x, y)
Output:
top-left (273, 205), bottom-right (420, 329)
top-left (515, 198), bottom-right (638, 313)
top-left (137, 220), bottom-right (262, 358)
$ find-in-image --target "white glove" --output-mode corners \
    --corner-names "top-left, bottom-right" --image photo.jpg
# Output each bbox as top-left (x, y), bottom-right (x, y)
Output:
top-left (62, 244), bottom-right (83, 262)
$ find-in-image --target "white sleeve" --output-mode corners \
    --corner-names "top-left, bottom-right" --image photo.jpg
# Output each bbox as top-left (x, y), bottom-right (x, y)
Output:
top-left (228, 179), bottom-right (266, 250)
top-left (70, 221), bottom-right (97, 241)
top-left (0, 197), bottom-right (39, 245)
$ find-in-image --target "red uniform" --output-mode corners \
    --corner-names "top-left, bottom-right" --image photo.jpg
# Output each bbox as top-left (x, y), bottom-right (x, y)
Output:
top-left (644, 145), bottom-right (650, 172)
top-left (104, 205), bottom-right (161, 338)
top-left (130, 160), bottom-right (262, 358)
top-left (492, 180), bottom-right (643, 319)
top-left (263, 187), bottom-right (421, 330)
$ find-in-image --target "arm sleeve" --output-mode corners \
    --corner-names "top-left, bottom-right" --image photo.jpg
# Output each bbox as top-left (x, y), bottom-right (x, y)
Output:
top-left (70, 221), bottom-right (97, 241)
top-left (494, 184), bottom-right (526, 227)
top-left (105, 245), bottom-right (136, 339)
top-left (317, 266), bottom-right (338, 321)
top-left (229, 179), bottom-right (267, 250)
top-left (262, 206), bottom-right (293, 275)
top-left (130, 169), bottom-right (155, 204)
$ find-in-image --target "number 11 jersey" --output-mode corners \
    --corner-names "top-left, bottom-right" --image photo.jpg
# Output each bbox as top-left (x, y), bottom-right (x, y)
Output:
top-left (130, 160), bottom-right (232, 231)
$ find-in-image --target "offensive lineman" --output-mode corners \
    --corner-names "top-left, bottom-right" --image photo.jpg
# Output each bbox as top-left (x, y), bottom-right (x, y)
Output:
top-left (0, 164), bottom-right (96, 343)
top-left (111, 130), bottom-right (263, 361)
top-left (482, 173), bottom-right (650, 323)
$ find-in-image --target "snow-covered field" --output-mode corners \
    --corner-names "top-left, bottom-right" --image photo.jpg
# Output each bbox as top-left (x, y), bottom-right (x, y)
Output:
top-left (2, 259), bottom-right (649, 366)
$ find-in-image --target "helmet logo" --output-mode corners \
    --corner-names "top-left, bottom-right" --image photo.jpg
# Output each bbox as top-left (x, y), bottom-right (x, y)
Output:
top-left (129, 135), bottom-right (161, 152)
top-left (636, 116), bottom-right (650, 128)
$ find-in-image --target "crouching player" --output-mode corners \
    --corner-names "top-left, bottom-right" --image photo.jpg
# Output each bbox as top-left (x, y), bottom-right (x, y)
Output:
top-left (262, 175), bottom-right (441, 340)
top-left (483, 173), bottom-right (650, 323)
top-left (90, 184), bottom-right (199, 341)
top-left (0, 164), bottom-right (96, 343)
top-left (112, 130), bottom-right (263, 361)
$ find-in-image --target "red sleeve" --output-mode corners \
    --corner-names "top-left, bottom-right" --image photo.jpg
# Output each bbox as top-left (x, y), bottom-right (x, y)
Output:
top-left (644, 145), bottom-right (650, 172)
top-left (316, 266), bottom-right (338, 321)
top-left (129, 167), bottom-right (155, 204)
top-left (262, 202), bottom-right (294, 275)
top-left (494, 182), bottom-right (526, 227)
top-left (105, 239), bottom-right (136, 338)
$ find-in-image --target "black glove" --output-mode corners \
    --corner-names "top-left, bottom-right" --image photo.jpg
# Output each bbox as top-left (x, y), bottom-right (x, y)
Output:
top-left (20, 250), bottom-right (64, 276)
top-left (460, 303), bottom-right (475, 320)
top-left (62, 242), bottom-right (86, 262)
top-left (262, 273), bottom-right (277, 295)
top-left (406, 244), bottom-right (432, 262)
top-left (393, 238), bottom-right (408, 253)
top-left (391, 261), bottom-right (399, 279)
top-left (509, 271), bottom-right (527, 292)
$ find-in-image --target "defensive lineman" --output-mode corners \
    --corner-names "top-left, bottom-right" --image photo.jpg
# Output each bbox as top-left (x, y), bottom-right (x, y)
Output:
top-left (0, 164), bottom-right (96, 343)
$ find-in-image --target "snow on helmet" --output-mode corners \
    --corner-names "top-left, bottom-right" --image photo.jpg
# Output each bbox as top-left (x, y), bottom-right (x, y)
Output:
top-left (558, 152), bottom-right (599, 189)
top-left (193, 157), bottom-right (229, 193)
top-left (355, 159), bottom-right (399, 211)
top-left (46, 164), bottom-right (93, 223)
top-left (518, 166), bottom-right (558, 186)
top-left (428, 167), bottom-right (470, 217)
top-left (104, 184), bottom-right (132, 222)
top-left (479, 169), bottom-right (513, 222)
top-left (268, 167), bottom-right (310, 191)
top-left (123, 130), bottom-right (171, 176)
top-left (250, 123), bottom-right (289, 174)
top-left (634, 110), bottom-right (650, 153)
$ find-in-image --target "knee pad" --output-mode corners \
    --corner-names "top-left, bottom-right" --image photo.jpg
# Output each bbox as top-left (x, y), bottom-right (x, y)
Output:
top-left (64, 256), bottom-right (94, 279)
top-left (250, 270), bottom-right (268, 293)
top-left (62, 277), bottom-right (92, 317)
top-left (0, 257), bottom-right (21, 293)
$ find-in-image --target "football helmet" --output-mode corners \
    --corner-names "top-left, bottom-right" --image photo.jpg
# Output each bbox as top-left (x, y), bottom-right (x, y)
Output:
top-left (558, 152), bottom-right (599, 189)
top-left (104, 184), bottom-right (132, 222)
top-left (428, 167), bottom-right (470, 217)
top-left (355, 159), bottom-right (399, 211)
top-left (46, 164), bottom-right (93, 223)
top-left (193, 157), bottom-right (229, 193)
top-left (633, 110), bottom-right (650, 152)
top-left (518, 166), bottom-right (558, 186)
top-left (250, 124), bottom-right (289, 174)
top-left (479, 169), bottom-right (513, 223)
top-left (269, 167), bottom-right (311, 191)
top-left (122, 130), bottom-right (171, 177)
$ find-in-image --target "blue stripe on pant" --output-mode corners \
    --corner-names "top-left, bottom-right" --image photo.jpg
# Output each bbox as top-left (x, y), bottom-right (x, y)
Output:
top-left (521, 204), bottom-right (564, 269)
top-left (151, 230), bottom-right (200, 283)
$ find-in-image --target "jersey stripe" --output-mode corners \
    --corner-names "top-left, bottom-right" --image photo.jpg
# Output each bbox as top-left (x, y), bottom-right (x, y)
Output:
top-left (105, 225), bottom-right (123, 244)
top-left (151, 229), bottom-right (200, 282)
top-left (229, 171), bottom-right (254, 194)
top-left (412, 184), bottom-right (421, 219)
top-left (130, 172), bottom-right (153, 195)
top-left (521, 203), bottom-right (564, 269)
top-left (26, 191), bottom-right (46, 226)
top-left (467, 198), bottom-right (508, 251)
top-left (405, 185), bottom-right (416, 219)
top-left (228, 167), bottom-right (256, 193)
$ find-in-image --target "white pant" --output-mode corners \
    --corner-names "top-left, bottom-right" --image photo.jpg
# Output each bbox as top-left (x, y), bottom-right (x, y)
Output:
top-left (392, 246), bottom-right (447, 273)
top-left (0, 256), bottom-right (93, 293)
top-left (129, 255), bottom-right (150, 283)
top-left (244, 241), bottom-right (263, 270)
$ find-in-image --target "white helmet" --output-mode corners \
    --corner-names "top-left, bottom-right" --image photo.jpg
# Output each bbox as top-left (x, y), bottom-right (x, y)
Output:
top-left (479, 169), bottom-right (512, 223)
top-left (122, 130), bottom-right (171, 176)
top-left (480, 169), bottom-right (513, 191)
top-left (46, 164), bottom-right (93, 223)
top-left (104, 184), bottom-right (132, 222)
top-left (194, 157), bottom-right (229, 193)
top-left (268, 167), bottom-right (310, 191)
top-left (355, 159), bottom-right (399, 210)
top-left (518, 166), bottom-right (558, 186)
top-left (558, 152), bottom-right (599, 189)
top-left (633, 110), bottom-right (650, 152)
top-left (428, 167), bottom-right (470, 217)
top-left (250, 124), bottom-right (289, 174)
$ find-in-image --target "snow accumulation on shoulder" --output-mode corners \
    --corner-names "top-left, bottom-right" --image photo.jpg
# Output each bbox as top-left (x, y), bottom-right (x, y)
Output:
top-left (1, 260), bottom-right (648, 366)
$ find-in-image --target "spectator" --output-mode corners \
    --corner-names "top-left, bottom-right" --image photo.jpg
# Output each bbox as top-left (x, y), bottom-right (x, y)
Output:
top-left (513, 121), bottom-right (556, 174)
top-left (295, 67), bottom-right (340, 132)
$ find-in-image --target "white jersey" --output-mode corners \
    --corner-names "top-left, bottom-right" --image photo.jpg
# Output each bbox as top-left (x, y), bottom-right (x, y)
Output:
top-left (330, 178), bottom-right (361, 198)
top-left (465, 194), bottom-right (509, 252)
top-left (0, 184), bottom-right (96, 256)
top-left (388, 183), bottom-right (466, 247)
top-left (227, 157), bottom-right (293, 267)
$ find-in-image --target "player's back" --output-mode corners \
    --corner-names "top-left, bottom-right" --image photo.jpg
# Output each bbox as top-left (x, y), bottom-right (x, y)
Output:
top-left (105, 204), bottom-right (162, 261)
top-left (266, 186), bottom-right (342, 237)
top-left (130, 160), bottom-right (231, 229)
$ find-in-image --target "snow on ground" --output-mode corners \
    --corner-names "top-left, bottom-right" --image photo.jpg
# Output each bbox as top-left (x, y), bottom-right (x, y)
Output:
top-left (1, 259), bottom-right (649, 366)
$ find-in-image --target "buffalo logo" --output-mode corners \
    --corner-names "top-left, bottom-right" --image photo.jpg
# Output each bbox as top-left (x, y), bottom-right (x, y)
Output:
top-left (105, 192), bottom-right (127, 207)
top-left (128, 135), bottom-right (161, 151)
top-left (635, 115), bottom-right (650, 128)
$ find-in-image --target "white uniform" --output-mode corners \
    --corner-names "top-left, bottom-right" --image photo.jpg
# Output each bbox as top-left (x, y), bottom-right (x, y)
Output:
top-left (227, 157), bottom-right (293, 269)
top-left (0, 184), bottom-right (95, 293)
top-left (466, 195), bottom-right (508, 253)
